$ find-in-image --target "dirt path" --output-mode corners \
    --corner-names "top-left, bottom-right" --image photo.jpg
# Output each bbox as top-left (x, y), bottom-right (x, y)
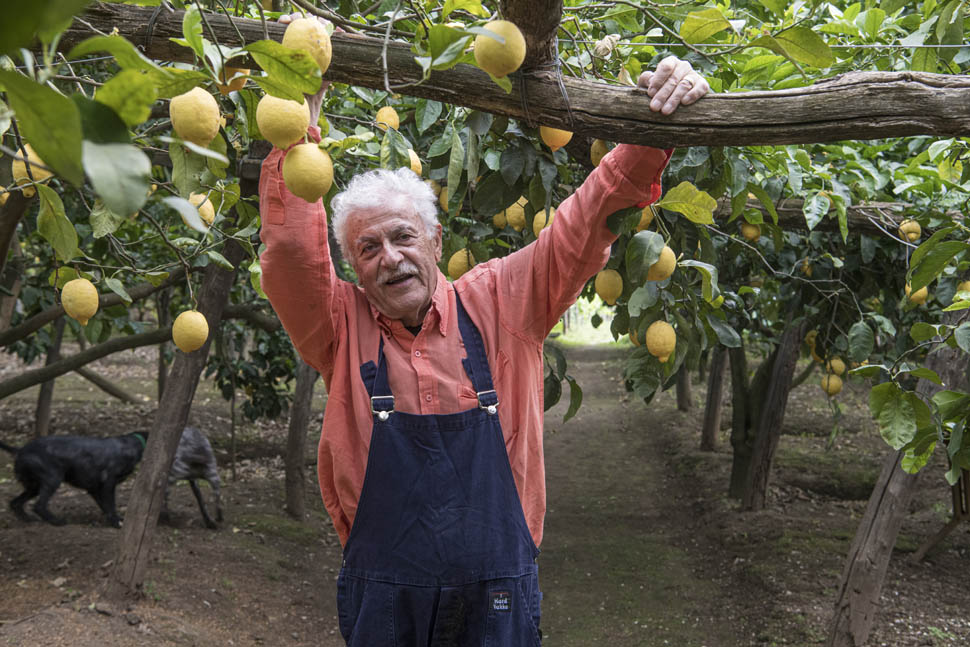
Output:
top-left (1, 343), bottom-right (968, 646)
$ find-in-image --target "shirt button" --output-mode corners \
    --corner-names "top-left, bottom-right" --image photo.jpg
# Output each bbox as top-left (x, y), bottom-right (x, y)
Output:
top-left (414, 350), bottom-right (421, 357)
top-left (425, 394), bottom-right (432, 402)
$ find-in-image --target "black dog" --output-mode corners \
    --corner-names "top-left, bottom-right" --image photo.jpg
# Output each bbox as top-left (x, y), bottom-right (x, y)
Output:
top-left (161, 426), bottom-right (223, 529)
top-left (0, 432), bottom-right (148, 527)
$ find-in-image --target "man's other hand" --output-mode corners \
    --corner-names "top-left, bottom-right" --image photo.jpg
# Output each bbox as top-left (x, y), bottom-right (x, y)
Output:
top-left (638, 56), bottom-right (710, 115)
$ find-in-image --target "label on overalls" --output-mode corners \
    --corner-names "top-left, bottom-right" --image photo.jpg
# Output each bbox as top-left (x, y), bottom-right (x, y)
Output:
top-left (490, 591), bottom-right (511, 612)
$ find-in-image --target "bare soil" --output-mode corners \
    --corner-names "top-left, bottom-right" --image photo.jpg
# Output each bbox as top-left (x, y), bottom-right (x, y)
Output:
top-left (0, 344), bottom-right (968, 646)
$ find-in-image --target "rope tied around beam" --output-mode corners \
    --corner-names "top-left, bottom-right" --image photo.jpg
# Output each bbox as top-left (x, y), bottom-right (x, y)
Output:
top-left (144, 1), bottom-right (175, 55)
top-left (517, 56), bottom-right (575, 132)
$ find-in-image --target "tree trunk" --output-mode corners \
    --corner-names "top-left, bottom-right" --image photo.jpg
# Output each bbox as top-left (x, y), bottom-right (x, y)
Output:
top-left (285, 358), bottom-right (319, 521)
top-left (0, 232), bottom-right (24, 332)
top-left (676, 366), bottom-right (691, 411)
top-left (0, 190), bottom-right (31, 280)
top-left (728, 344), bottom-right (751, 499)
top-left (103, 240), bottom-right (246, 603)
top-left (828, 329), bottom-right (967, 647)
top-left (34, 317), bottom-right (66, 437)
top-left (500, 0), bottom-right (563, 70)
top-left (156, 288), bottom-right (171, 401)
top-left (700, 346), bottom-right (727, 452)
top-left (741, 321), bottom-right (805, 511)
top-left (60, 4), bottom-right (970, 148)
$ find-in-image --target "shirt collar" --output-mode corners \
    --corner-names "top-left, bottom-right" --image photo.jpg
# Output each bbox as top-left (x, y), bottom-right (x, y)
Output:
top-left (365, 269), bottom-right (451, 337)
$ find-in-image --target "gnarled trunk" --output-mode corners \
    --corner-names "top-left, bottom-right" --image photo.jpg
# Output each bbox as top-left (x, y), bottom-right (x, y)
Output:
top-left (285, 358), bottom-right (319, 520)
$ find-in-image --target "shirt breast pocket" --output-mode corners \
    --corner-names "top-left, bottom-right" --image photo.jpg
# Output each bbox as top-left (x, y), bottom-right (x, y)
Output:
top-left (459, 349), bottom-right (510, 408)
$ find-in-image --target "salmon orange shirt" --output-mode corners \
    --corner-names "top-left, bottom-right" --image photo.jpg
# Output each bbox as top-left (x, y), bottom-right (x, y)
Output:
top-left (259, 132), bottom-right (671, 547)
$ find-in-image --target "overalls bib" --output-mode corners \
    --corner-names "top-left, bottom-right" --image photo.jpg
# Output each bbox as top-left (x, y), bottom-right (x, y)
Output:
top-left (337, 295), bottom-right (542, 646)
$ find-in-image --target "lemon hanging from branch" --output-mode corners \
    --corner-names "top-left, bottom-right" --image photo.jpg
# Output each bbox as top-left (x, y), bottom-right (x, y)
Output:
top-left (645, 320), bottom-right (676, 363)
top-left (594, 269), bottom-right (623, 305)
top-left (61, 278), bottom-right (99, 326)
top-left (173, 310), bottom-right (209, 353)
top-left (283, 144), bottom-right (334, 203)
top-left (256, 95), bottom-right (310, 149)
top-left (473, 20), bottom-right (526, 79)
top-left (170, 87), bottom-right (221, 148)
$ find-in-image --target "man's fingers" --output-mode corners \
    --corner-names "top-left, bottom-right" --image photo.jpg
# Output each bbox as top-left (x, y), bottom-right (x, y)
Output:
top-left (680, 77), bottom-right (711, 106)
top-left (649, 59), bottom-right (693, 111)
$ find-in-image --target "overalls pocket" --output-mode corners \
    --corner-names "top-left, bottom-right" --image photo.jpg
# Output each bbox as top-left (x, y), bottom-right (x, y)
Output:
top-left (484, 575), bottom-right (542, 646)
top-left (337, 573), bottom-right (395, 645)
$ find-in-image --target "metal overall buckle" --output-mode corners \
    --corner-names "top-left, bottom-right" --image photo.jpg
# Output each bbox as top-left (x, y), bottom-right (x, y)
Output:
top-left (477, 390), bottom-right (499, 415)
top-left (371, 395), bottom-right (394, 421)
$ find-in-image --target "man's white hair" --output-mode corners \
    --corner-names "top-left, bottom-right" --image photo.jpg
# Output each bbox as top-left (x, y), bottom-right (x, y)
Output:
top-left (330, 168), bottom-right (439, 262)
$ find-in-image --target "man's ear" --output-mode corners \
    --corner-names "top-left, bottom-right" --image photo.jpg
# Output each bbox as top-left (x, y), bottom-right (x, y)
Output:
top-left (433, 224), bottom-right (443, 261)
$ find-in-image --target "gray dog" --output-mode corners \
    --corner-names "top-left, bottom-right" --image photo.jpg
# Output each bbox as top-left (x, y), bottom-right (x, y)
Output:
top-left (161, 426), bottom-right (223, 529)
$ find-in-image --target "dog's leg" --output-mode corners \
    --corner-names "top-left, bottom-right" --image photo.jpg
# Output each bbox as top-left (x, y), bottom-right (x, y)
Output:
top-left (204, 463), bottom-right (223, 523)
top-left (32, 480), bottom-right (66, 526)
top-left (188, 480), bottom-right (218, 529)
top-left (9, 482), bottom-right (40, 522)
top-left (91, 481), bottom-right (122, 527)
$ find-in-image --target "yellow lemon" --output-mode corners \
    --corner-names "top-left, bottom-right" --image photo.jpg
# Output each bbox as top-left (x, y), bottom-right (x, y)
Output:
top-left (629, 329), bottom-right (640, 346)
top-left (740, 222), bottom-right (761, 242)
top-left (898, 219), bottom-right (921, 242)
top-left (170, 87), bottom-right (221, 147)
top-left (505, 198), bottom-right (527, 232)
top-left (594, 269), bottom-right (623, 305)
top-left (955, 280), bottom-right (970, 298)
top-left (473, 20), bottom-right (526, 78)
top-left (187, 193), bottom-right (215, 226)
top-left (646, 246), bottom-right (676, 282)
top-left (172, 310), bottom-right (209, 353)
top-left (11, 143), bottom-right (53, 197)
top-left (800, 260), bottom-right (813, 277)
top-left (645, 320), bottom-right (676, 363)
top-left (61, 278), bottom-right (99, 326)
top-left (0, 189), bottom-right (7, 205)
top-left (376, 106), bottom-right (400, 131)
top-left (805, 330), bottom-right (818, 347)
top-left (447, 248), bottom-right (476, 279)
top-left (283, 143), bottom-right (334, 203)
top-left (826, 357), bottom-right (846, 376)
top-left (282, 17), bottom-right (333, 75)
top-left (820, 373), bottom-right (843, 397)
top-left (636, 206), bottom-right (654, 232)
top-left (533, 206), bottom-right (555, 237)
top-left (492, 210), bottom-right (507, 229)
top-left (540, 126), bottom-right (572, 152)
top-left (905, 283), bottom-right (928, 305)
top-left (407, 149), bottom-right (422, 176)
top-left (439, 186), bottom-right (449, 212)
top-left (256, 94), bottom-right (311, 149)
top-left (590, 139), bottom-right (609, 166)
top-left (216, 67), bottom-right (249, 95)
top-left (426, 179), bottom-right (442, 197)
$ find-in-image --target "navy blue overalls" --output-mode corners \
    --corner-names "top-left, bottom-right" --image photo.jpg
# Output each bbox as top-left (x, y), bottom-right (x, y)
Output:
top-left (337, 295), bottom-right (542, 646)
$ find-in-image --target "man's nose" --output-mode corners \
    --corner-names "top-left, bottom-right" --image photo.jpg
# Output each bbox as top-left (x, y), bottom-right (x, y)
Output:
top-left (378, 239), bottom-right (404, 264)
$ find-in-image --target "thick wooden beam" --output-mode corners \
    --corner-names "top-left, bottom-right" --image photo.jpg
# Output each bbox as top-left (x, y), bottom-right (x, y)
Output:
top-left (61, 4), bottom-right (970, 148)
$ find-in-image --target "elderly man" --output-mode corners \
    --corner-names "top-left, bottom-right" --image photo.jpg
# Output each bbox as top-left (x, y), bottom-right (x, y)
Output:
top-left (260, 53), bottom-right (708, 646)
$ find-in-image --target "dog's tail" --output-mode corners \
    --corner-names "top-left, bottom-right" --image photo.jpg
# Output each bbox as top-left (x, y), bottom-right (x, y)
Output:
top-left (0, 440), bottom-right (19, 454)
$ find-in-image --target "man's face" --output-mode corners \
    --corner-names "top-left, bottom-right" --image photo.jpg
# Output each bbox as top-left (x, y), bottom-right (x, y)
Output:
top-left (347, 207), bottom-right (442, 328)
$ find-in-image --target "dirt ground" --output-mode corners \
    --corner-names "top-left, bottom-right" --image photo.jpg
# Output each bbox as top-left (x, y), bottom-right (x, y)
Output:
top-left (0, 343), bottom-right (968, 646)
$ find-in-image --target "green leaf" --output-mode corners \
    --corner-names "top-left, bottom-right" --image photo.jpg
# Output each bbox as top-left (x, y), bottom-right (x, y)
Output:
top-left (245, 40), bottom-right (321, 97)
top-left (802, 191), bottom-right (830, 230)
top-left (103, 277), bottom-right (132, 305)
top-left (249, 260), bottom-right (267, 299)
top-left (655, 181), bottom-right (716, 224)
top-left (179, 4), bottom-right (205, 60)
top-left (906, 367), bottom-right (942, 386)
top-left (72, 95), bottom-right (129, 144)
top-left (848, 320), bottom-right (875, 362)
top-left (953, 322), bottom-right (970, 353)
top-left (543, 370), bottom-right (562, 411)
top-left (909, 322), bottom-right (938, 343)
top-left (168, 140), bottom-right (207, 196)
top-left (705, 313), bottom-right (741, 348)
top-left (162, 196), bottom-right (209, 233)
top-left (442, 0), bottom-right (487, 19)
top-left (909, 240), bottom-right (968, 293)
top-left (0, 0), bottom-right (92, 56)
top-left (858, 9), bottom-right (887, 39)
top-left (67, 34), bottom-right (162, 72)
top-left (680, 259), bottom-right (721, 303)
top-left (625, 230), bottom-right (665, 284)
top-left (911, 45), bottom-right (938, 72)
top-left (94, 69), bottom-right (158, 128)
top-left (447, 127), bottom-right (465, 207)
top-left (148, 67), bottom-right (211, 100)
top-left (82, 141), bottom-right (152, 217)
top-left (500, 147), bottom-right (525, 185)
top-left (758, 0), bottom-right (786, 16)
top-left (563, 375), bottom-right (583, 423)
top-left (933, 390), bottom-right (969, 422)
top-left (206, 250), bottom-right (235, 270)
top-left (773, 27), bottom-right (834, 67)
top-left (869, 381), bottom-right (917, 450)
top-left (36, 185), bottom-right (79, 262)
top-left (89, 200), bottom-right (127, 238)
top-left (745, 183), bottom-right (778, 224)
top-left (627, 284), bottom-right (659, 317)
top-left (48, 267), bottom-right (81, 289)
top-left (379, 128), bottom-right (411, 170)
top-left (850, 365), bottom-right (884, 379)
top-left (415, 99), bottom-right (443, 134)
top-left (0, 70), bottom-right (83, 187)
top-left (679, 8), bottom-right (731, 44)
